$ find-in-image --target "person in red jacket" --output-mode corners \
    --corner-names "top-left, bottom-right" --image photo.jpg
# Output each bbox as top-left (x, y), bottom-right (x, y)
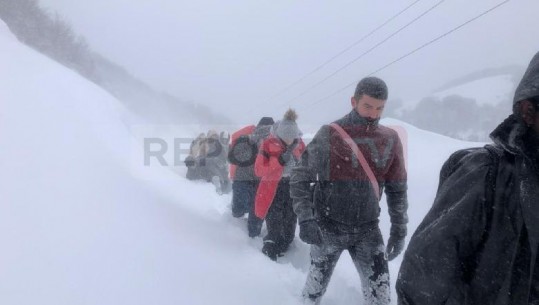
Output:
top-left (254, 109), bottom-right (305, 260)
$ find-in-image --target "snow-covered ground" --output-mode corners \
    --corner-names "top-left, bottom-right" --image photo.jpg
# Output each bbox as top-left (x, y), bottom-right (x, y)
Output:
top-left (0, 20), bottom-right (485, 305)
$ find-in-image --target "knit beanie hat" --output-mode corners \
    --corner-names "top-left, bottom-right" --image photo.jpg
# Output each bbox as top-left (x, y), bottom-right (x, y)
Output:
top-left (274, 109), bottom-right (300, 141)
top-left (514, 51), bottom-right (539, 104)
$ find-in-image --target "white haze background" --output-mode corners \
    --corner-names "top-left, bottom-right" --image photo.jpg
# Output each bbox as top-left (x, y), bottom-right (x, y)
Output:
top-left (39, 0), bottom-right (539, 123)
top-left (2, 1), bottom-right (538, 304)
top-left (0, 20), bottom-right (479, 304)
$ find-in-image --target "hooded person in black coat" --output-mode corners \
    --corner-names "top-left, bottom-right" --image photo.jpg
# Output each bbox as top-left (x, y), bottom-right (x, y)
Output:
top-left (397, 51), bottom-right (539, 305)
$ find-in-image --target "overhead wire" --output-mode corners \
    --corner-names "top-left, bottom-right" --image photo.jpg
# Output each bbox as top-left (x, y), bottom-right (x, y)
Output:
top-left (280, 0), bottom-right (446, 108)
top-left (305, 0), bottom-right (511, 111)
top-left (264, 0), bottom-right (423, 104)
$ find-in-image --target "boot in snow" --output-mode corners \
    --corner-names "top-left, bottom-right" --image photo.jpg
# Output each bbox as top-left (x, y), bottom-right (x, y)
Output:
top-left (262, 240), bottom-right (278, 261)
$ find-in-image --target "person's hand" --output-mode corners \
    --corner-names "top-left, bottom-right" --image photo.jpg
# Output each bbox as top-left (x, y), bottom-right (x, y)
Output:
top-left (386, 235), bottom-right (405, 261)
top-left (278, 139), bottom-right (299, 165)
top-left (299, 220), bottom-right (323, 245)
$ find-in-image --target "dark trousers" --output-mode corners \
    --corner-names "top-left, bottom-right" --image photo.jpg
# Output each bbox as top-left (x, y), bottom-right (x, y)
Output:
top-left (263, 179), bottom-right (297, 255)
top-left (303, 226), bottom-right (390, 305)
top-left (231, 180), bottom-right (263, 237)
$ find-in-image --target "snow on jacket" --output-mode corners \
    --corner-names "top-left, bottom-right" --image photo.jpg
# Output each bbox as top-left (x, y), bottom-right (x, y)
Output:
top-left (254, 135), bottom-right (305, 218)
top-left (397, 115), bottom-right (539, 305)
top-left (290, 110), bottom-right (408, 232)
top-left (398, 52), bottom-right (539, 305)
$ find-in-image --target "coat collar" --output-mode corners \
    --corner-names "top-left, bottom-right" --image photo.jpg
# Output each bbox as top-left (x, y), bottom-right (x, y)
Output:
top-left (490, 114), bottom-right (527, 155)
top-left (336, 110), bottom-right (380, 129)
top-left (490, 114), bottom-right (539, 169)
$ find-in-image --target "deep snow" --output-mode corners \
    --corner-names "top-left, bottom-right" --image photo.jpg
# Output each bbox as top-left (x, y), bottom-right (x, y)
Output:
top-left (0, 20), bottom-right (489, 305)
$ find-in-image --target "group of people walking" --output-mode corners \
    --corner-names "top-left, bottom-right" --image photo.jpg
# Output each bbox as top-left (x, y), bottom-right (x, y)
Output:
top-left (190, 51), bottom-right (539, 305)
top-left (227, 77), bottom-right (408, 303)
top-left (228, 110), bottom-right (305, 259)
top-left (184, 130), bottom-right (231, 195)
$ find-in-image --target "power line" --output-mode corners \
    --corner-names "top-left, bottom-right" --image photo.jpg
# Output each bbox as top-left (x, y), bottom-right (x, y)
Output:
top-left (281, 0), bottom-right (446, 107)
top-left (307, 0), bottom-right (511, 110)
top-left (265, 0), bottom-right (423, 104)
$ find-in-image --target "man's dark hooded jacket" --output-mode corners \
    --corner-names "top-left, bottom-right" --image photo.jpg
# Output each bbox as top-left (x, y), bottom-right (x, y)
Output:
top-left (397, 52), bottom-right (539, 305)
top-left (290, 109), bottom-right (408, 233)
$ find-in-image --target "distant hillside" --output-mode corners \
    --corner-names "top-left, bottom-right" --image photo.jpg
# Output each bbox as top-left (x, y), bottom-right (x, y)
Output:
top-left (385, 67), bottom-right (524, 142)
top-left (433, 65), bottom-right (523, 93)
top-left (91, 54), bottom-right (232, 124)
top-left (0, 0), bottom-right (230, 125)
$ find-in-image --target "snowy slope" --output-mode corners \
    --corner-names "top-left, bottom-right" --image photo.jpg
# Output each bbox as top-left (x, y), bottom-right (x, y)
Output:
top-left (399, 74), bottom-right (515, 113)
top-left (430, 74), bottom-right (514, 106)
top-left (0, 20), bottom-right (485, 305)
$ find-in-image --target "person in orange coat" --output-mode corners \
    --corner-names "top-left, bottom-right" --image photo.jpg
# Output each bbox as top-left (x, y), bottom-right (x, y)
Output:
top-left (254, 109), bottom-right (305, 260)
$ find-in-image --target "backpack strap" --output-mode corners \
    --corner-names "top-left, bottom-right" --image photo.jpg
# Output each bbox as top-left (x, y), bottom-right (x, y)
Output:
top-left (330, 123), bottom-right (381, 201)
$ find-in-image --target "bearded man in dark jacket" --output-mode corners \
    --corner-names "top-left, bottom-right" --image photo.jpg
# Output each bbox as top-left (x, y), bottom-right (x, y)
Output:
top-left (290, 77), bottom-right (408, 305)
top-left (397, 51), bottom-right (539, 305)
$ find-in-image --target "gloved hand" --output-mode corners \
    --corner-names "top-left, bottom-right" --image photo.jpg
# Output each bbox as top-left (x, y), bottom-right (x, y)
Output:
top-left (299, 220), bottom-right (323, 245)
top-left (386, 235), bottom-right (405, 261)
top-left (278, 139), bottom-right (299, 165)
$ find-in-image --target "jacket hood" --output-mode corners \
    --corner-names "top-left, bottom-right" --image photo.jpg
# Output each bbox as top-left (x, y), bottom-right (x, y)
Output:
top-left (251, 124), bottom-right (272, 144)
top-left (256, 117), bottom-right (274, 127)
top-left (490, 114), bottom-right (527, 155)
top-left (514, 51), bottom-right (539, 103)
top-left (490, 114), bottom-right (539, 167)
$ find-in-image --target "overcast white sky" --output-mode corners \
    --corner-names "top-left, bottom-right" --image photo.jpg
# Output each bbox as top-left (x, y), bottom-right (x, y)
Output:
top-left (40, 0), bottom-right (539, 123)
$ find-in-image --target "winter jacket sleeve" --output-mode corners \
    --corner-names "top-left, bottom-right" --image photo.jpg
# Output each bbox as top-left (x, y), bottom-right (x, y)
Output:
top-left (384, 131), bottom-right (408, 236)
top-left (290, 125), bottom-right (331, 223)
top-left (396, 148), bottom-right (495, 305)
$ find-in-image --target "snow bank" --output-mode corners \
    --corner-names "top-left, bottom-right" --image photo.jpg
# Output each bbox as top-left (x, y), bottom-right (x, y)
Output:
top-left (0, 20), bottom-right (484, 305)
top-left (0, 20), bottom-right (304, 305)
